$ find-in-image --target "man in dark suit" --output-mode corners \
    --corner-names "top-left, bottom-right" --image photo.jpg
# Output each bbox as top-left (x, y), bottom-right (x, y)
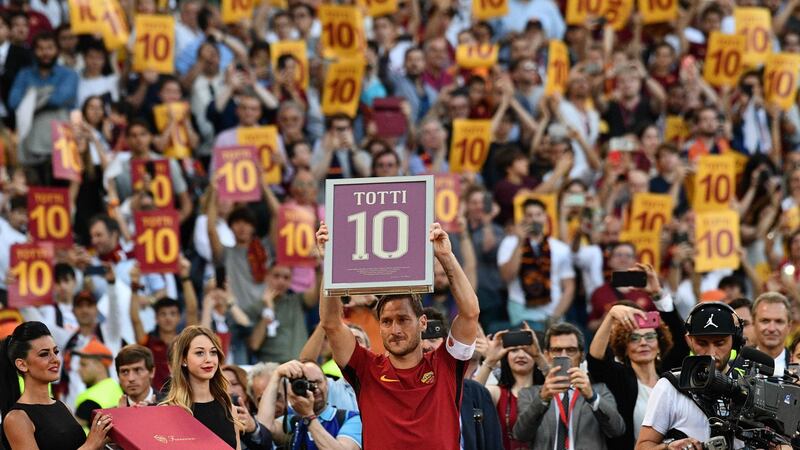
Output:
top-left (0, 12), bottom-right (32, 127)
top-left (513, 323), bottom-right (625, 449)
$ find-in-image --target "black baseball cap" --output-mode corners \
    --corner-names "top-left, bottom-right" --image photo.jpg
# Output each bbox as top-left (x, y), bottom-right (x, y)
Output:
top-left (685, 302), bottom-right (737, 336)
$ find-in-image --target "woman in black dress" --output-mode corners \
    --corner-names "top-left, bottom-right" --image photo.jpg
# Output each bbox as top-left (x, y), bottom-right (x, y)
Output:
top-left (164, 325), bottom-right (240, 449)
top-left (0, 321), bottom-right (112, 450)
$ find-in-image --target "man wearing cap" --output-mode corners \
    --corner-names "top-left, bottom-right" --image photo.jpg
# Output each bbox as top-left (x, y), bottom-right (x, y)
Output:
top-left (636, 302), bottom-right (743, 450)
top-left (74, 339), bottom-right (124, 428)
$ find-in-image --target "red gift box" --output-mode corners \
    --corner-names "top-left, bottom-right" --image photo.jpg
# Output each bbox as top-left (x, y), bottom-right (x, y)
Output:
top-left (94, 405), bottom-right (233, 449)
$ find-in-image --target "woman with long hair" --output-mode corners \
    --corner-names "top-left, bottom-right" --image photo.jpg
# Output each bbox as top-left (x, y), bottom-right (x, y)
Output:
top-left (474, 326), bottom-right (546, 450)
top-left (164, 325), bottom-right (240, 449)
top-left (0, 321), bottom-right (112, 449)
top-left (588, 265), bottom-right (686, 450)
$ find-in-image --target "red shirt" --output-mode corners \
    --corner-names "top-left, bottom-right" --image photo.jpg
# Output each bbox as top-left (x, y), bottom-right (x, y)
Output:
top-left (143, 332), bottom-right (170, 391)
top-left (343, 341), bottom-right (466, 450)
top-left (589, 283), bottom-right (655, 322)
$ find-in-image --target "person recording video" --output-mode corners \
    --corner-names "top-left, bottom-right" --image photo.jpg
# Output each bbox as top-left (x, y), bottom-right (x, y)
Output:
top-left (636, 302), bottom-right (744, 450)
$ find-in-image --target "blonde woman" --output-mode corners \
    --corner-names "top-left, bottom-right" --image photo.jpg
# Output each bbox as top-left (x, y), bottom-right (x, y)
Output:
top-left (164, 326), bottom-right (240, 449)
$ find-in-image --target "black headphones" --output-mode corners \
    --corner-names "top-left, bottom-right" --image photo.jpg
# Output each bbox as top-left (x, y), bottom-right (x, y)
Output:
top-left (684, 301), bottom-right (745, 351)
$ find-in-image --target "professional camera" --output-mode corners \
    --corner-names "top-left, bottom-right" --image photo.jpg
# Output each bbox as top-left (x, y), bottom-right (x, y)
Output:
top-left (290, 378), bottom-right (317, 397)
top-left (678, 355), bottom-right (800, 449)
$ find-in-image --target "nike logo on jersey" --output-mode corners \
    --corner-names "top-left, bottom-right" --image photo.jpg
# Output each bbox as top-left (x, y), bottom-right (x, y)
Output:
top-left (380, 374), bottom-right (400, 383)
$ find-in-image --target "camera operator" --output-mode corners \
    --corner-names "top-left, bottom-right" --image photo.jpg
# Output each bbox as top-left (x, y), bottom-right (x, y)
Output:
top-left (636, 302), bottom-right (743, 450)
top-left (259, 360), bottom-right (362, 450)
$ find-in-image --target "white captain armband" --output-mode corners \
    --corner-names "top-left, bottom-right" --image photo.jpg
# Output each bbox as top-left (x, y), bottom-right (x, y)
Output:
top-left (445, 332), bottom-right (476, 361)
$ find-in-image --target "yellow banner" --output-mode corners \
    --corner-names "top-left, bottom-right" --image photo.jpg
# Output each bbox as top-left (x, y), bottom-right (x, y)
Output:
top-left (358, 0), bottom-right (398, 17)
top-left (270, 40), bottom-right (309, 89)
top-left (153, 102), bottom-right (191, 158)
top-left (605, 0), bottom-right (633, 31)
top-left (132, 15), bottom-right (175, 74)
top-left (566, 0), bottom-right (606, 25)
top-left (735, 7), bottom-right (772, 68)
top-left (472, 0), bottom-right (508, 20)
top-left (694, 210), bottom-right (741, 272)
top-left (619, 230), bottom-right (661, 273)
top-left (449, 119), bottom-right (492, 173)
top-left (221, 0), bottom-right (255, 24)
top-left (764, 52), bottom-right (800, 111)
top-left (693, 155), bottom-right (735, 212)
top-left (703, 32), bottom-right (745, 87)
top-left (664, 115), bottom-right (689, 143)
top-left (321, 58), bottom-right (365, 117)
top-left (69, 0), bottom-right (103, 34)
top-left (628, 193), bottom-right (673, 233)
top-left (544, 40), bottom-right (569, 95)
top-left (319, 5), bottom-right (365, 58)
top-left (512, 192), bottom-right (558, 238)
top-left (637, 0), bottom-right (677, 24)
top-left (455, 44), bottom-right (499, 69)
top-left (237, 126), bottom-right (282, 185)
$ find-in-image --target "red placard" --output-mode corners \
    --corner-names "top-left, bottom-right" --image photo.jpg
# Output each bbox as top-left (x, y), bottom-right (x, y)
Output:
top-left (8, 243), bottom-right (54, 308)
top-left (51, 121), bottom-right (82, 182)
top-left (277, 204), bottom-right (317, 268)
top-left (134, 210), bottom-right (180, 273)
top-left (131, 159), bottom-right (174, 209)
top-left (28, 187), bottom-right (72, 247)
top-left (213, 146), bottom-right (262, 202)
top-left (434, 174), bottom-right (462, 233)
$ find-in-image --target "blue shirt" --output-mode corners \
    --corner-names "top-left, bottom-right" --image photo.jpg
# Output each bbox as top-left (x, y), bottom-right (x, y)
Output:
top-left (9, 64), bottom-right (79, 110)
top-left (176, 36), bottom-right (234, 75)
top-left (498, 0), bottom-right (565, 40)
top-left (285, 405), bottom-right (362, 450)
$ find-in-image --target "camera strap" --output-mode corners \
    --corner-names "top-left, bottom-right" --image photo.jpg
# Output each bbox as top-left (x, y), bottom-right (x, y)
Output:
top-left (663, 370), bottom-right (718, 420)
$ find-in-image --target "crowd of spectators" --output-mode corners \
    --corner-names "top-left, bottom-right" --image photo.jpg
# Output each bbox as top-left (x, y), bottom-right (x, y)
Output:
top-left (0, 0), bottom-right (799, 447)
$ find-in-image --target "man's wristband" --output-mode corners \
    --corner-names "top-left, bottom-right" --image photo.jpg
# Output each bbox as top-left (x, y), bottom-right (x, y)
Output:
top-left (301, 414), bottom-right (316, 426)
top-left (181, 276), bottom-right (191, 284)
top-left (586, 391), bottom-right (598, 404)
top-left (261, 307), bottom-right (275, 321)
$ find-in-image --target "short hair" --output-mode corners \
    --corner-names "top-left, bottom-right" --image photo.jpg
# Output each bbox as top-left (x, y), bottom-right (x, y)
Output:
top-left (371, 148), bottom-right (400, 173)
top-left (728, 297), bottom-right (753, 312)
top-left (126, 118), bottom-right (152, 136)
top-left (226, 206), bottom-right (258, 229)
top-left (522, 198), bottom-right (546, 213)
top-left (610, 241), bottom-right (636, 256)
top-left (115, 344), bottom-right (155, 373)
top-left (289, 3), bottom-right (314, 17)
top-left (153, 297), bottom-right (182, 314)
top-left (158, 75), bottom-right (182, 93)
top-left (375, 294), bottom-right (424, 319)
top-left (247, 362), bottom-right (279, 398)
top-left (655, 143), bottom-right (680, 158)
top-left (32, 31), bottom-right (58, 50)
top-left (497, 145), bottom-right (526, 174)
top-left (88, 214), bottom-right (121, 236)
top-left (790, 333), bottom-right (800, 357)
top-left (422, 307), bottom-right (447, 327)
top-left (8, 195), bottom-right (26, 211)
top-left (718, 275), bottom-right (746, 293)
top-left (404, 46), bottom-right (423, 61)
top-left (752, 292), bottom-right (792, 321)
top-left (54, 263), bottom-right (76, 283)
top-left (544, 322), bottom-right (585, 354)
top-left (347, 323), bottom-right (371, 348)
top-left (276, 53), bottom-right (298, 70)
top-left (325, 113), bottom-right (353, 129)
top-left (700, 2), bottom-right (725, 19)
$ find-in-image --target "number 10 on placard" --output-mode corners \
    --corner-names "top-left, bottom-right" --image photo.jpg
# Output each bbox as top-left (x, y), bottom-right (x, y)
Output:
top-left (347, 210), bottom-right (409, 260)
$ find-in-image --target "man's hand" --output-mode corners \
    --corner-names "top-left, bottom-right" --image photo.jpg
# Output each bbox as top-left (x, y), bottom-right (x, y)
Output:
top-left (540, 366), bottom-right (570, 401)
top-left (129, 262), bottom-right (141, 286)
top-left (568, 367), bottom-right (593, 400)
top-left (635, 263), bottom-right (661, 295)
top-left (667, 438), bottom-right (702, 450)
top-left (316, 221), bottom-right (328, 259)
top-left (234, 397), bottom-right (257, 433)
top-left (262, 286), bottom-right (278, 310)
top-left (103, 262), bottom-right (116, 284)
top-left (287, 389), bottom-right (315, 417)
top-left (276, 360), bottom-right (305, 380)
top-left (430, 222), bottom-right (452, 259)
top-left (179, 254), bottom-right (191, 279)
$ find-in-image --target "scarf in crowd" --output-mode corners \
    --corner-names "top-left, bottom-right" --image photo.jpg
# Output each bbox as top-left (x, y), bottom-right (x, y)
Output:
top-left (247, 239), bottom-right (268, 283)
top-left (97, 244), bottom-right (132, 264)
top-left (519, 237), bottom-right (552, 307)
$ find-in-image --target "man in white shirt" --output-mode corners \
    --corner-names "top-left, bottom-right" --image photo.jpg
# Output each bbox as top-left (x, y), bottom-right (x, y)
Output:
top-left (751, 292), bottom-right (791, 376)
top-left (637, 302), bottom-right (743, 450)
top-left (0, 196), bottom-right (28, 292)
top-left (497, 198), bottom-right (575, 331)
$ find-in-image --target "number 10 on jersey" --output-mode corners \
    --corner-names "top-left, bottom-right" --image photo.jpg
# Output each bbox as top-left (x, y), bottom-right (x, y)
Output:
top-left (324, 176), bottom-right (434, 296)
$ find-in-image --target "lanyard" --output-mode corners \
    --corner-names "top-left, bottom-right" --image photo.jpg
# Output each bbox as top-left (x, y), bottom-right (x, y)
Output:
top-left (555, 390), bottom-right (580, 440)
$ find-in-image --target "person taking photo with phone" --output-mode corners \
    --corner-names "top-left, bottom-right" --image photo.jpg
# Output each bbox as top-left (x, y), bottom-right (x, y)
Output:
top-left (316, 221), bottom-right (479, 450)
top-left (513, 322), bottom-right (625, 449)
top-left (588, 264), bottom-right (689, 450)
top-left (498, 198), bottom-right (576, 331)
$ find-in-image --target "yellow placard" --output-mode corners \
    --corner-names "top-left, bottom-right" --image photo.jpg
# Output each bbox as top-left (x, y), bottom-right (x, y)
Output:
top-left (605, 0), bottom-right (633, 31)
top-left (472, 0), bottom-right (508, 20)
top-left (69, 0), bottom-right (103, 34)
top-left (449, 119), bottom-right (492, 173)
top-left (693, 155), bottom-right (735, 212)
top-left (455, 44), bottom-right (499, 69)
top-left (694, 210), bottom-right (741, 272)
top-left (100, 0), bottom-right (129, 50)
top-left (237, 126), bottom-right (282, 185)
top-left (628, 193), bottom-right (673, 233)
top-left (619, 230), bottom-right (661, 273)
top-left (735, 8), bottom-right (772, 68)
top-left (153, 102), bottom-right (191, 159)
top-left (221, 0), bottom-right (255, 24)
top-left (133, 15), bottom-right (175, 74)
top-left (566, 0), bottom-right (605, 26)
top-left (637, 0), bottom-right (676, 24)
top-left (664, 115), bottom-right (689, 143)
top-left (271, 41), bottom-right (309, 89)
top-left (358, 0), bottom-right (398, 17)
top-left (764, 52), bottom-right (800, 111)
top-left (729, 151), bottom-right (748, 188)
top-left (512, 192), bottom-right (558, 238)
top-left (544, 40), bottom-right (569, 95)
top-left (703, 32), bottom-right (745, 87)
top-left (321, 58), bottom-right (364, 117)
top-left (784, 206), bottom-right (800, 232)
top-left (319, 5), bottom-right (365, 58)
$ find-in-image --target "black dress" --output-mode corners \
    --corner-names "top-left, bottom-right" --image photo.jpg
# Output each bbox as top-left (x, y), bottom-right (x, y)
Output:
top-left (2, 401), bottom-right (85, 450)
top-left (193, 400), bottom-right (237, 448)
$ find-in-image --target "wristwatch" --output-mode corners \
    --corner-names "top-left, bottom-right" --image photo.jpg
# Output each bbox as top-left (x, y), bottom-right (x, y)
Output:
top-left (301, 414), bottom-right (317, 426)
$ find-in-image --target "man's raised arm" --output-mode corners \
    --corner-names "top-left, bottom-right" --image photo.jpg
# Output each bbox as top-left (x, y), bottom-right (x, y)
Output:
top-left (431, 223), bottom-right (480, 345)
top-left (317, 222), bottom-right (357, 368)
